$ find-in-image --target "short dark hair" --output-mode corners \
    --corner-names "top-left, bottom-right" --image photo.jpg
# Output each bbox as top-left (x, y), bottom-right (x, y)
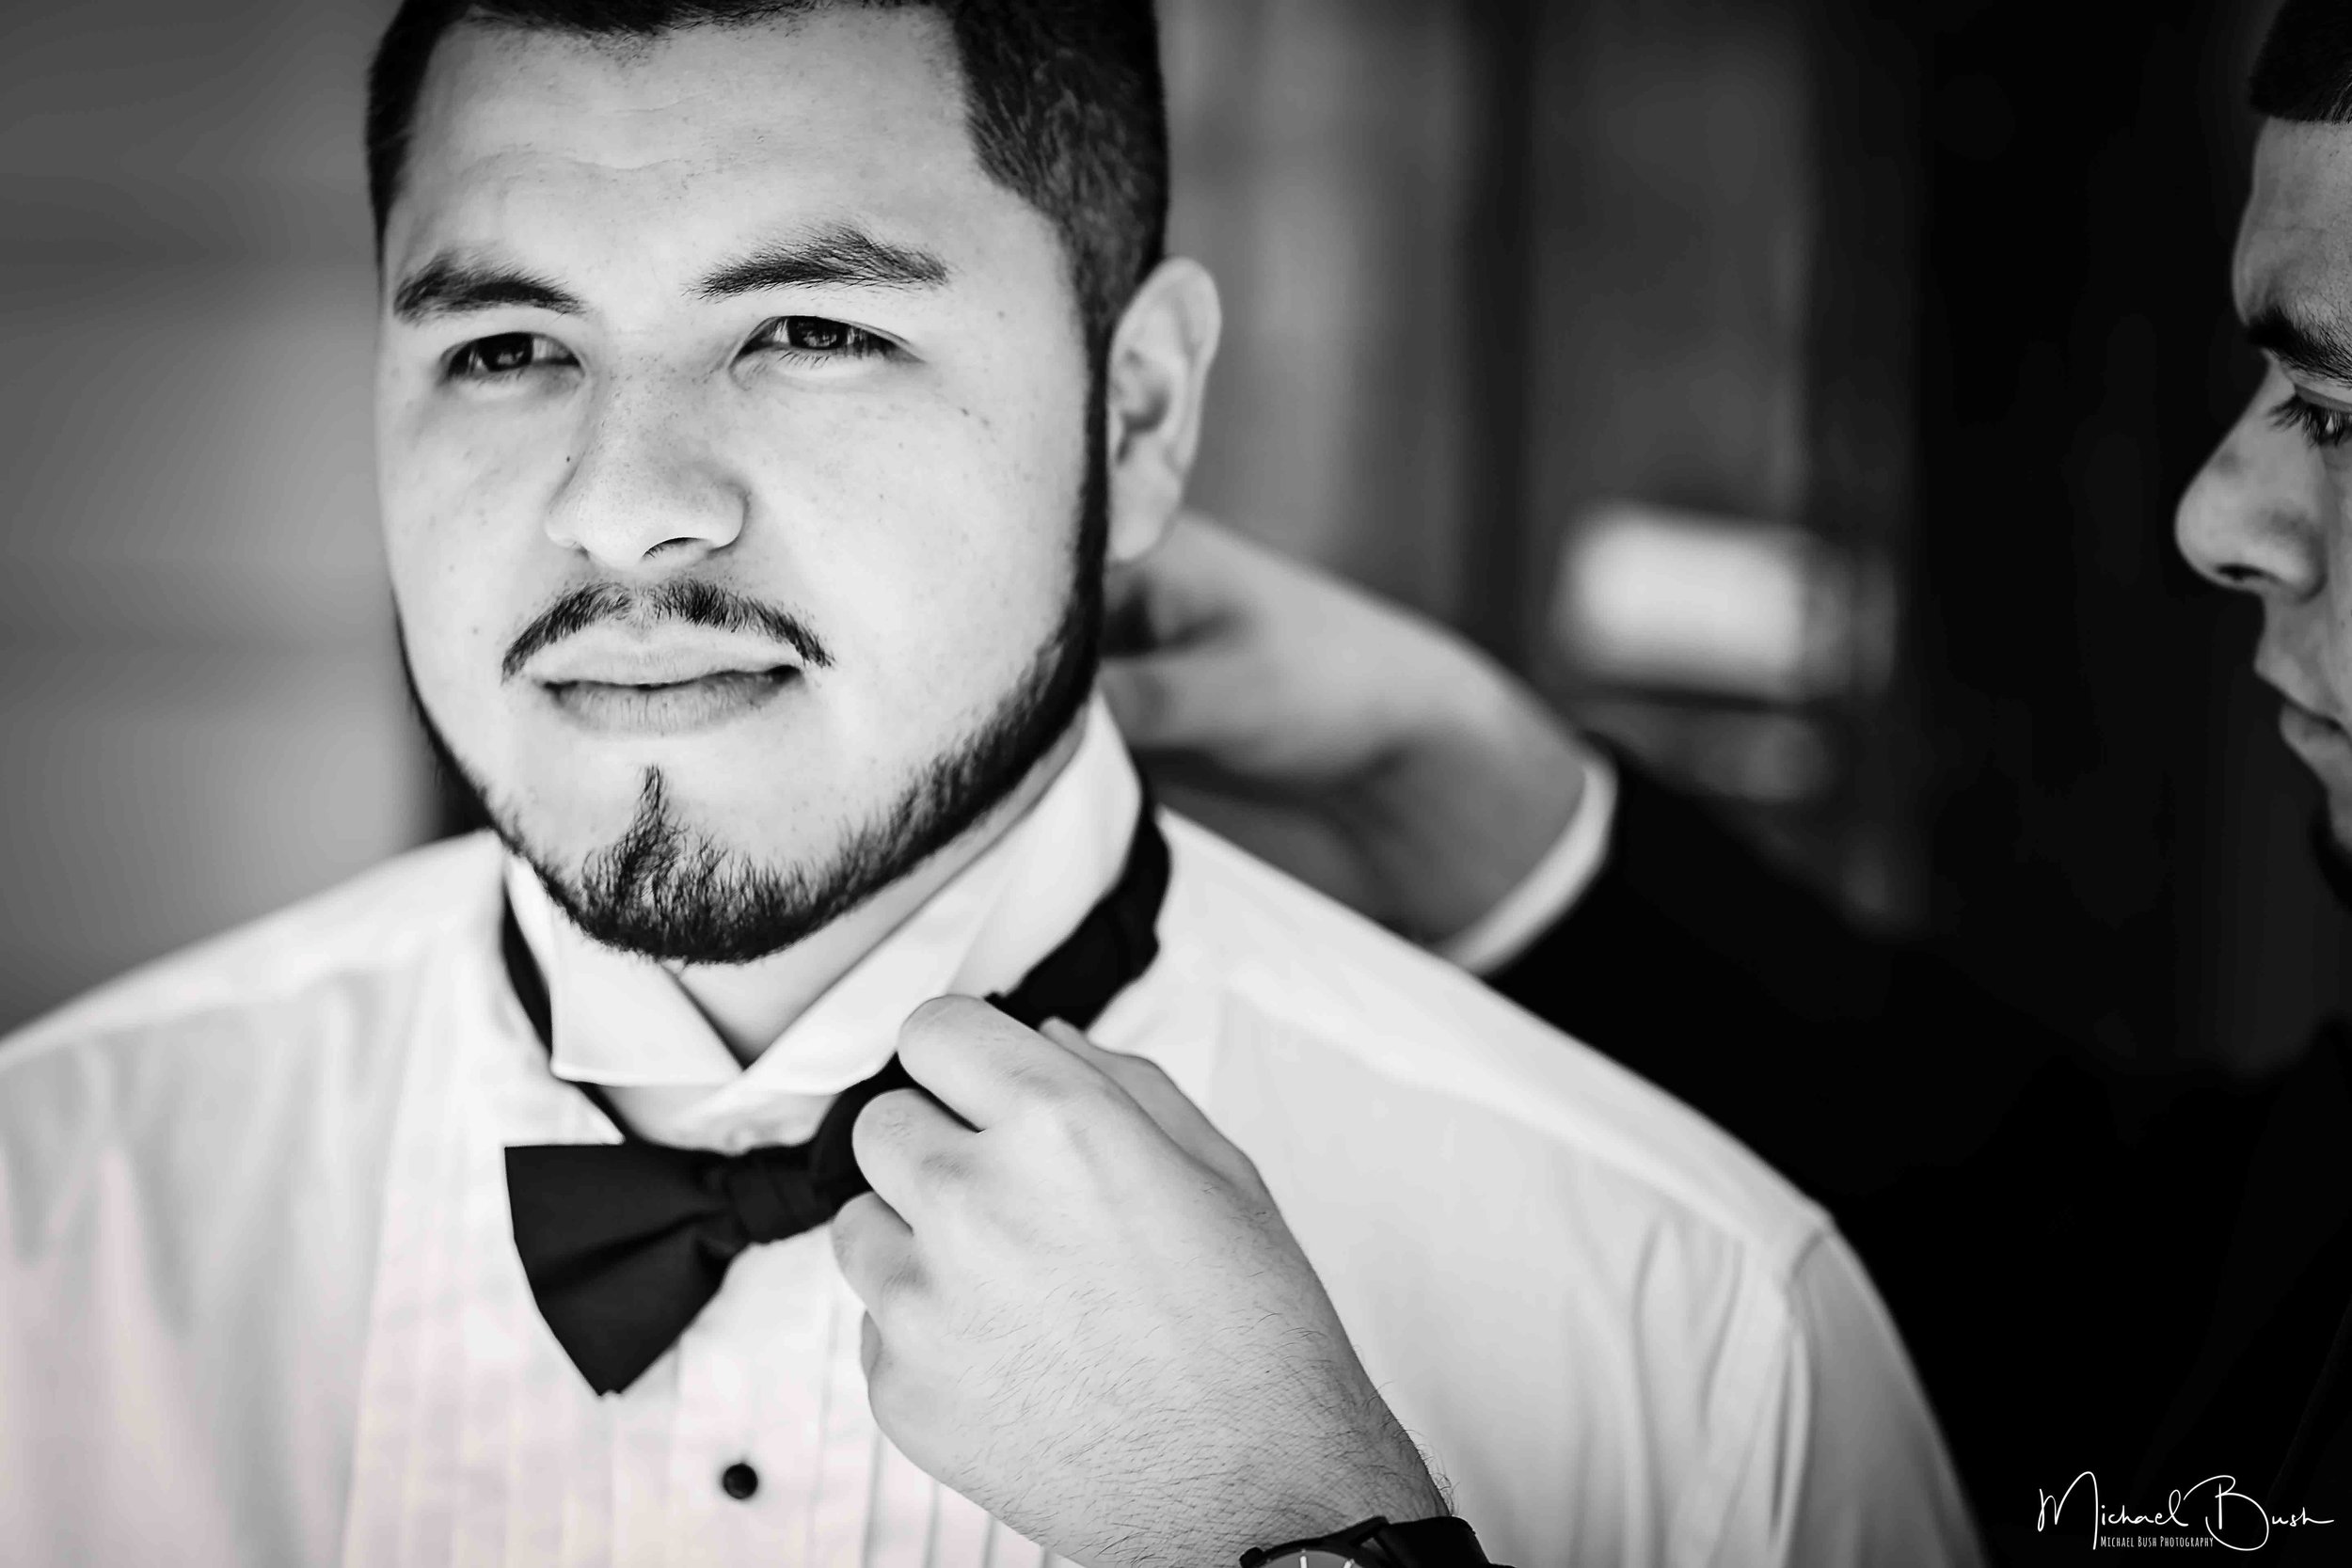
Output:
top-left (365, 0), bottom-right (1167, 355)
top-left (2250, 0), bottom-right (2352, 124)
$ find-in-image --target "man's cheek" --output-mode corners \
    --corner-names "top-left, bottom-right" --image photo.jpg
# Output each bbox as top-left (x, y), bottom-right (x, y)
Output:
top-left (877, 562), bottom-right (1050, 695)
top-left (389, 526), bottom-right (510, 712)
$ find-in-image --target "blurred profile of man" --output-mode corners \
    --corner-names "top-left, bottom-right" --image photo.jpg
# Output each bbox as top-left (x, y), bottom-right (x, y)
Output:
top-left (0, 4), bottom-right (1980, 1566)
top-left (1100, 2), bottom-right (2352, 1559)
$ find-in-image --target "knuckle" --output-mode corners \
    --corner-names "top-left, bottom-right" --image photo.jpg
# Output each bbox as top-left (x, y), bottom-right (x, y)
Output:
top-left (915, 1146), bottom-right (968, 1192)
top-left (1100, 1050), bottom-right (1176, 1100)
top-left (1227, 1146), bottom-right (1276, 1201)
top-left (1008, 1061), bottom-right (1078, 1111)
top-left (1024, 1080), bottom-right (1121, 1154)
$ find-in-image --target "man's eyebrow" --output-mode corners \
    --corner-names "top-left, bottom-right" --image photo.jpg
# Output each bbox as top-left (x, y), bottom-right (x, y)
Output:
top-left (390, 253), bottom-right (586, 324)
top-left (696, 225), bottom-right (951, 299)
top-left (2246, 302), bottom-right (2352, 385)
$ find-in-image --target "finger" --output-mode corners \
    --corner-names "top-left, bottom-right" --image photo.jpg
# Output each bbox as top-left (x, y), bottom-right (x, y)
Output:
top-left (850, 1085), bottom-right (974, 1223)
top-left (1101, 513), bottom-right (1285, 658)
top-left (1103, 509), bottom-right (1247, 637)
top-left (896, 994), bottom-right (1113, 1131)
top-left (1036, 1019), bottom-right (1266, 1196)
top-left (1098, 639), bottom-right (1263, 753)
top-left (830, 1190), bottom-right (919, 1315)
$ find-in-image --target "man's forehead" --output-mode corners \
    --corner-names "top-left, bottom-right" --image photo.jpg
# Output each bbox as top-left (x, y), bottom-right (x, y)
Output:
top-left (389, 8), bottom-right (991, 274)
top-left (2234, 119), bottom-right (2352, 324)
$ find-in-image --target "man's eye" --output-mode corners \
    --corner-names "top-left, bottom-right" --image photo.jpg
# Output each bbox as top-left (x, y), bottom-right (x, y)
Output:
top-left (755, 317), bottom-right (892, 361)
top-left (2268, 390), bottom-right (2352, 451)
top-left (445, 332), bottom-right (573, 382)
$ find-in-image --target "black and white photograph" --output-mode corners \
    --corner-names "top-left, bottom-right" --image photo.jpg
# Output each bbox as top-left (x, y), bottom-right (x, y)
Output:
top-left (2, 1), bottom-right (2348, 1563)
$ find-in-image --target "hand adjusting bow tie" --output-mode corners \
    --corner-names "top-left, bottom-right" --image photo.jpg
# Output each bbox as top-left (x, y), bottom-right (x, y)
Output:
top-left (502, 798), bottom-right (1170, 1395)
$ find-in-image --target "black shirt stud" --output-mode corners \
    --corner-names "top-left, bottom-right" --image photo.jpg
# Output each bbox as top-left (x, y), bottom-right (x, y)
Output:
top-left (721, 1461), bottom-right (760, 1500)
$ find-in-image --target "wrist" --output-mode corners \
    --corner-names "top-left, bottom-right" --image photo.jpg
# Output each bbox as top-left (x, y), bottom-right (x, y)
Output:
top-left (1243, 1515), bottom-right (1494, 1568)
top-left (1221, 1403), bottom-right (1450, 1557)
top-left (1336, 647), bottom-right (1588, 944)
top-left (1228, 1481), bottom-right (1451, 1565)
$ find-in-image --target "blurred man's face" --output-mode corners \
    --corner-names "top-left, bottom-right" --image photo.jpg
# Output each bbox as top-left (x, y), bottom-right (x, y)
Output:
top-left (2180, 119), bottom-right (2352, 848)
top-left (374, 10), bottom-right (1099, 959)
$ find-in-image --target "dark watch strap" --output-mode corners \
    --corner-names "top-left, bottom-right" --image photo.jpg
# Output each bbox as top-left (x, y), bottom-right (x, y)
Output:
top-left (1240, 1515), bottom-right (1503, 1568)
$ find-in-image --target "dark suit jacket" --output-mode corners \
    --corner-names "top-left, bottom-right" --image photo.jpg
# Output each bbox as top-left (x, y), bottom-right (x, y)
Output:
top-left (1488, 762), bottom-right (2352, 1562)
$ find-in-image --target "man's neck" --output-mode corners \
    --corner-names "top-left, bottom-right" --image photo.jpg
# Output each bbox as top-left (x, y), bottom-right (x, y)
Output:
top-left (667, 718), bottom-right (1091, 1062)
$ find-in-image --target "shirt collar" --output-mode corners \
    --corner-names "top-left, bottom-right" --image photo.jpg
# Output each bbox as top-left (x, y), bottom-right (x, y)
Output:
top-left (504, 697), bottom-right (1142, 1136)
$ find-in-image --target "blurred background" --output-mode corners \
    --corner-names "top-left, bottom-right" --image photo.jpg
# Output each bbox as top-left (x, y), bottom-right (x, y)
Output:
top-left (0, 0), bottom-right (2335, 1075)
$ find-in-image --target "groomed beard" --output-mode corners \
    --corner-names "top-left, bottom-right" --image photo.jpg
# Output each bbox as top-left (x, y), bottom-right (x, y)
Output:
top-left (404, 418), bottom-right (1107, 966)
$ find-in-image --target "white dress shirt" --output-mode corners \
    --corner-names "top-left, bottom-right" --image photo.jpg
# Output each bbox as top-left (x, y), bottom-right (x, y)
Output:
top-left (0, 700), bottom-right (1981, 1567)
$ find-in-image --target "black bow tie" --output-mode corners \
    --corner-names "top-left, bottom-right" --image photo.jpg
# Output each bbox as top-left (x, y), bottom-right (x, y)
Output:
top-left (501, 798), bottom-right (1171, 1395)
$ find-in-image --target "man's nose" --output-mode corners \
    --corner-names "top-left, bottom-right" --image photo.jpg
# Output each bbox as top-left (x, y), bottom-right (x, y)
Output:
top-left (543, 376), bottom-right (747, 572)
top-left (2175, 377), bottom-right (2326, 602)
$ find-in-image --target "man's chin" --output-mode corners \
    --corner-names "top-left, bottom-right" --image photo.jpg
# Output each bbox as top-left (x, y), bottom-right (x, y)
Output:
top-left (493, 702), bottom-right (1089, 966)
top-left (506, 773), bottom-right (834, 863)
top-left (518, 806), bottom-right (847, 967)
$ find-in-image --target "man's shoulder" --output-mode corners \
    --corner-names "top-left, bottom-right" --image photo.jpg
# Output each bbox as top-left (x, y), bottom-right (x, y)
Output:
top-left (1152, 816), bottom-right (1978, 1566)
top-left (1, 832), bottom-right (504, 1079)
top-left (1154, 810), bottom-right (1833, 1280)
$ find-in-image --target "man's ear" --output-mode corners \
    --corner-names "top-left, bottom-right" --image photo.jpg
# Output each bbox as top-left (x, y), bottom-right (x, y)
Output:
top-left (1102, 258), bottom-right (1221, 567)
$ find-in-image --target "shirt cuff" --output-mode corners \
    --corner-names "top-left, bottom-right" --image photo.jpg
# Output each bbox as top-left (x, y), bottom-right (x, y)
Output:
top-left (1435, 750), bottom-right (1618, 975)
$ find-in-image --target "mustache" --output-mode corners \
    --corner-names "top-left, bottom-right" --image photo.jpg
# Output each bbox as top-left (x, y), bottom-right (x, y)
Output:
top-left (501, 580), bottom-right (834, 681)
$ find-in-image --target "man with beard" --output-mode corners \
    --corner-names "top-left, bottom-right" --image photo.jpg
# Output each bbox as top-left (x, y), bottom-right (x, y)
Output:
top-left (0, 4), bottom-right (1978, 1567)
top-left (1099, 1), bottom-right (2352, 1558)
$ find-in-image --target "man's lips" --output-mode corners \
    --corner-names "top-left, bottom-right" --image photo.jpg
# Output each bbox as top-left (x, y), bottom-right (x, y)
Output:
top-left (525, 635), bottom-right (803, 689)
top-left (540, 666), bottom-right (802, 735)
top-left (516, 626), bottom-right (817, 735)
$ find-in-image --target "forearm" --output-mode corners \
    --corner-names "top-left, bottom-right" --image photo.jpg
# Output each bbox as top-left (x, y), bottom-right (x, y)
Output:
top-left (1328, 644), bottom-right (1592, 946)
